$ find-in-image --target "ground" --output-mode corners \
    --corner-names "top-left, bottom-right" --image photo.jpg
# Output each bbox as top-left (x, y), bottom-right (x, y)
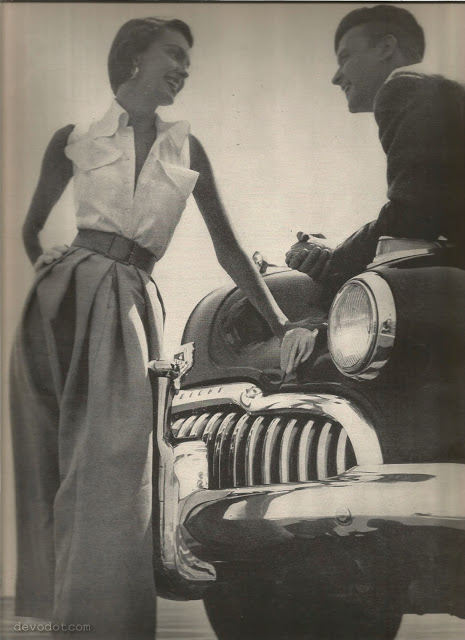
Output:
top-left (2, 597), bottom-right (465, 639)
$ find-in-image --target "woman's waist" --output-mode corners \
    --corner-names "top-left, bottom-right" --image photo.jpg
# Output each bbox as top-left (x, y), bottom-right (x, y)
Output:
top-left (72, 229), bottom-right (157, 274)
top-left (75, 213), bottom-right (155, 250)
top-left (74, 207), bottom-right (175, 259)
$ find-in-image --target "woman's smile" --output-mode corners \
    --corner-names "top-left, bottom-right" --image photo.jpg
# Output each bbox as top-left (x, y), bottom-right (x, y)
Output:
top-left (131, 29), bottom-right (191, 107)
top-left (164, 75), bottom-right (183, 95)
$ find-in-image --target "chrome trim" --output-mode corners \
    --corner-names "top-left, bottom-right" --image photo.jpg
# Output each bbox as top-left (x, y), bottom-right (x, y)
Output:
top-left (182, 463), bottom-right (465, 559)
top-left (202, 412), bottom-right (224, 441)
top-left (336, 429), bottom-right (349, 475)
top-left (369, 236), bottom-right (453, 267)
top-left (190, 413), bottom-right (211, 438)
top-left (213, 413), bottom-right (237, 488)
top-left (317, 421), bottom-right (333, 479)
top-left (230, 414), bottom-right (252, 487)
top-left (177, 414), bottom-right (198, 438)
top-left (370, 247), bottom-right (437, 267)
top-left (174, 386), bottom-right (383, 468)
top-left (262, 417), bottom-right (286, 484)
top-left (204, 413), bottom-right (224, 449)
top-left (248, 390), bottom-right (382, 466)
top-left (175, 383), bottom-right (256, 413)
top-left (328, 271), bottom-right (396, 381)
top-left (148, 365), bottom-right (216, 594)
top-left (298, 420), bottom-right (317, 481)
top-left (220, 413), bottom-right (240, 488)
top-left (155, 368), bottom-right (389, 589)
top-left (246, 416), bottom-right (267, 486)
top-left (171, 417), bottom-right (187, 437)
top-left (173, 442), bottom-right (209, 500)
top-left (279, 419), bottom-right (299, 483)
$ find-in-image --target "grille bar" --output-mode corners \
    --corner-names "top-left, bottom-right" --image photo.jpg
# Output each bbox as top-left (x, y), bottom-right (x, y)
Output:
top-left (245, 417), bottom-right (268, 487)
top-left (262, 417), bottom-right (286, 484)
top-left (177, 415), bottom-right (198, 438)
top-left (171, 410), bottom-right (357, 489)
top-left (213, 413), bottom-right (239, 489)
top-left (230, 415), bottom-right (252, 488)
top-left (317, 421), bottom-right (333, 480)
top-left (279, 419), bottom-right (299, 483)
top-left (190, 413), bottom-right (211, 438)
top-left (336, 428), bottom-right (350, 475)
top-left (298, 420), bottom-right (317, 482)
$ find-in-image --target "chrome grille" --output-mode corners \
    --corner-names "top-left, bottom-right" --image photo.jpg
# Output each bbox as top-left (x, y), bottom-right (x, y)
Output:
top-left (171, 410), bottom-right (357, 489)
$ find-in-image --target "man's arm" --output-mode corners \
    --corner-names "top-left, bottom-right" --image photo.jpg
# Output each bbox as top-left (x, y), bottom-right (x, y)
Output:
top-left (288, 73), bottom-right (465, 295)
top-left (327, 73), bottom-right (464, 282)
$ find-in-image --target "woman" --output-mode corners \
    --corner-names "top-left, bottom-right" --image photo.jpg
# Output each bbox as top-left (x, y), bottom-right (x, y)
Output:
top-left (11, 18), bottom-right (317, 639)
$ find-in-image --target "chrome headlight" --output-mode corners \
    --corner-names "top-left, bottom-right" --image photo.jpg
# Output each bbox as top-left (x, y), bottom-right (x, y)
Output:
top-left (328, 272), bottom-right (396, 380)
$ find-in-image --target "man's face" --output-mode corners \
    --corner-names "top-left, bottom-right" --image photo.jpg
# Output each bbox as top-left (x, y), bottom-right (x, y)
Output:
top-left (332, 24), bottom-right (389, 113)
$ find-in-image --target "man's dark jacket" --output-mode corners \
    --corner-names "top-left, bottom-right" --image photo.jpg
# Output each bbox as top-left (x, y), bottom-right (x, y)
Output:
top-left (324, 70), bottom-right (465, 296)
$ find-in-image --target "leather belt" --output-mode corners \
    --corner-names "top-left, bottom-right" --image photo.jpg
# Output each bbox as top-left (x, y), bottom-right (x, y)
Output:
top-left (72, 229), bottom-right (157, 274)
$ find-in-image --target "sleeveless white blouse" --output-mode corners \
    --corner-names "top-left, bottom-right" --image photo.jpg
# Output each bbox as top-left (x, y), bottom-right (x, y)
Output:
top-left (65, 100), bottom-right (199, 260)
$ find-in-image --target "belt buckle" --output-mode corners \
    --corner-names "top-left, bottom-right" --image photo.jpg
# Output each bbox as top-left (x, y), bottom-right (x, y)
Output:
top-left (108, 234), bottom-right (134, 265)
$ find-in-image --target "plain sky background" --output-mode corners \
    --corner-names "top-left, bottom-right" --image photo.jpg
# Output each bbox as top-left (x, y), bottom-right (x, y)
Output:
top-left (2, 2), bottom-right (465, 596)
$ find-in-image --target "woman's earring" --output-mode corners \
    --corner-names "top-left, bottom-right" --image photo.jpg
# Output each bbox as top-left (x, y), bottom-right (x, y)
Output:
top-left (130, 65), bottom-right (139, 80)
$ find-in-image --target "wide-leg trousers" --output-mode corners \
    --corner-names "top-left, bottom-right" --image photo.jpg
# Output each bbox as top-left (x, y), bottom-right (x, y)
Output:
top-left (10, 248), bottom-right (164, 639)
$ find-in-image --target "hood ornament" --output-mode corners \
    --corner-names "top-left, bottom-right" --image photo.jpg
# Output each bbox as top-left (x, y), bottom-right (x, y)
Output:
top-left (173, 342), bottom-right (195, 380)
top-left (148, 342), bottom-right (194, 390)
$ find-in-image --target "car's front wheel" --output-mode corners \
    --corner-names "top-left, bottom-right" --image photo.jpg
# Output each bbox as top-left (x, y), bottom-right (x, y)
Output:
top-left (203, 542), bottom-right (404, 640)
top-left (204, 583), bottom-right (402, 640)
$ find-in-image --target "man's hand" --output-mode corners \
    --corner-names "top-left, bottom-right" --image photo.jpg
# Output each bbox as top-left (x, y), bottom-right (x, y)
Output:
top-left (285, 232), bottom-right (333, 280)
top-left (34, 245), bottom-right (69, 271)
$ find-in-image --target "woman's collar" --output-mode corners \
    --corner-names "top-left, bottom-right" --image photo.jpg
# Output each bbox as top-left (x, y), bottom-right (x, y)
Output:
top-left (155, 113), bottom-right (190, 151)
top-left (88, 100), bottom-right (129, 139)
top-left (88, 100), bottom-right (189, 150)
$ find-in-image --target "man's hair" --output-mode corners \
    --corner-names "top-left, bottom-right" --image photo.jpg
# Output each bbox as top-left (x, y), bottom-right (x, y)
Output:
top-left (108, 17), bottom-right (193, 94)
top-left (335, 5), bottom-right (425, 64)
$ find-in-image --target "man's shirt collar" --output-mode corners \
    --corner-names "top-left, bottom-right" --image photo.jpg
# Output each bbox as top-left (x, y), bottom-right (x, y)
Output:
top-left (386, 63), bottom-right (436, 84)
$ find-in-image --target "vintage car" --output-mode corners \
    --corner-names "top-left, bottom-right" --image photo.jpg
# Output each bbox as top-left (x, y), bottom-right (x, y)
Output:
top-left (149, 237), bottom-right (465, 640)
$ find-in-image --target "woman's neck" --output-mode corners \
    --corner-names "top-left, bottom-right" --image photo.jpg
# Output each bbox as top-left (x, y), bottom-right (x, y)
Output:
top-left (116, 88), bottom-right (158, 130)
top-left (127, 111), bottom-right (156, 131)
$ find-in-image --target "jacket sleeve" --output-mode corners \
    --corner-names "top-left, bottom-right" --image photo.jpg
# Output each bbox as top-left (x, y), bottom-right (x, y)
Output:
top-left (323, 73), bottom-right (464, 295)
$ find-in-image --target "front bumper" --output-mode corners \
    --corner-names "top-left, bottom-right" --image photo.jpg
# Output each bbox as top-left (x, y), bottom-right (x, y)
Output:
top-left (182, 462), bottom-right (465, 561)
top-left (150, 370), bottom-right (464, 604)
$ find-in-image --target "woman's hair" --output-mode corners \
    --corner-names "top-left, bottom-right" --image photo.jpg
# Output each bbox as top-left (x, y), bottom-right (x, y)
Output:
top-left (335, 5), bottom-right (425, 65)
top-left (108, 17), bottom-right (193, 94)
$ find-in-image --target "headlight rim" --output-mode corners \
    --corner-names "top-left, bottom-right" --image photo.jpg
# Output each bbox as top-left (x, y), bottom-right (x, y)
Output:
top-left (328, 271), bottom-right (396, 380)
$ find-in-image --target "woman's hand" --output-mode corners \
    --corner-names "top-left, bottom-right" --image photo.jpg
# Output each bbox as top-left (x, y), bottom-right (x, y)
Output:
top-left (34, 245), bottom-right (69, 271)
top-left (280, 326), bottom-right (319, 375)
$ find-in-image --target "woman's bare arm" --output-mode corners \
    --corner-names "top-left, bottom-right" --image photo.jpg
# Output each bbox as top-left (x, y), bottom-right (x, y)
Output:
top-left (23, 125), bottom-right (75, 264)
top-left (190, 134), bottom-right (289, 338)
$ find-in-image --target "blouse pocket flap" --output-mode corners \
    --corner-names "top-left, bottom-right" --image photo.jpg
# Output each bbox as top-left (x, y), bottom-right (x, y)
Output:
top-left (157, 161), bottom-right (199, 198)
top-left (65, 137), bottom-right (122, 171)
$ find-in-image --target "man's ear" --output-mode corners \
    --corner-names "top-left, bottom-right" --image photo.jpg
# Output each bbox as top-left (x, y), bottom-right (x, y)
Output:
top-left (377, 34), bottom-right (398, 61)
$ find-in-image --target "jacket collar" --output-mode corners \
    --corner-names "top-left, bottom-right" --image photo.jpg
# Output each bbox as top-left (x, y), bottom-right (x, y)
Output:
top-left (385, 63), bottom-right (435, 84)
top-left (88, 100), bottom-right (189, 151)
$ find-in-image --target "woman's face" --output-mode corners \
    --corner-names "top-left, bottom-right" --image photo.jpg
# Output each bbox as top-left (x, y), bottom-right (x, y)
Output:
top-left (133, 29), bottom-right (191, 107)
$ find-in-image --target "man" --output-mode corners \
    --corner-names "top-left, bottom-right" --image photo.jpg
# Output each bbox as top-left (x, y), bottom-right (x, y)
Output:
top-left (286, 5), bottom-right (465, 301)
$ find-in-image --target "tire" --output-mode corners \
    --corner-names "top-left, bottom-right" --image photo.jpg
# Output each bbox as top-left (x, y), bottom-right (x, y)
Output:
top-left (204, 542), bottom-right (404, 640)
top-left (204, 581), bottom-right (402, 640)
